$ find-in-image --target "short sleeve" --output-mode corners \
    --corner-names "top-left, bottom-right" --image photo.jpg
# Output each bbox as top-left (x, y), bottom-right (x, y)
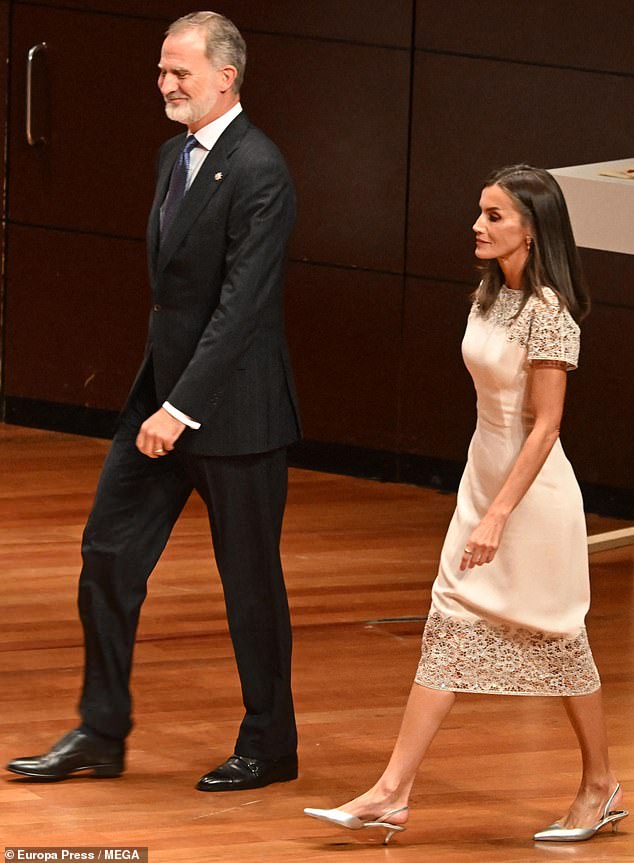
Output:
top-left (527, 288), bottom-right (580, 370)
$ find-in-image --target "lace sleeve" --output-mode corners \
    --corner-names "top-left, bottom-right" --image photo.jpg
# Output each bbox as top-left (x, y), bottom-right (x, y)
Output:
top-left (527, 288), bottom-right (580, 370)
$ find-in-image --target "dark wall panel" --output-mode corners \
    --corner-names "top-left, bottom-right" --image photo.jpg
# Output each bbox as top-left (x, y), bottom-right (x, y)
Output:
top-left (0, 0), bottom-right (7, 185)
top-left (245, 34), bottom-right (410, 271)
top-left (407, 52), bottom-right (634, 283)
top-left (580, 249), bottom-right (634, 311)
top-left (16, 0), bottom-right (413, 47)
top-left (10, 4), bottom-right (410, 267)
top-left (3, 0), bottom-right (633, 505)
top-left (564, 304), bottom-right (634, 490)
top-left (0, 0), bottom-right (9, 393)
top-left (4, 226), bottom-right (147, 408)
top-left (416, 0), bottom-right (634, 75)
top-left (9, 5), bottom-right (172, 238)
top-left (285, 263), bottom-right (401, 449)
top-left (227, 0), bottom-right (412, 46)
top-left (399, 277), bottom-right (475, 459)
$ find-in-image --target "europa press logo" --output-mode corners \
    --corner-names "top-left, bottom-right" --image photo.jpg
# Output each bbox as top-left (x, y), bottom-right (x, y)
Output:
top-left (4, 850), bottom-right (147, 862)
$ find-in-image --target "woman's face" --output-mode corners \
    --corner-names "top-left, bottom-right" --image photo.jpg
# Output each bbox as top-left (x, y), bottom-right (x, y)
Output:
top-left (472, 184), bottom-right (531, 264)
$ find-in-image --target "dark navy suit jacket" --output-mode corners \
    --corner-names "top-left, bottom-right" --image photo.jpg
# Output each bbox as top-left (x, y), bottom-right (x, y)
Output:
top-left (129, 111), bottom-right (301, 456)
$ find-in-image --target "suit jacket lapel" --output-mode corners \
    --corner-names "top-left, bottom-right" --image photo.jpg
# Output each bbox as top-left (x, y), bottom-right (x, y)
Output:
top-left (148, 135), bottom-right (183, 279)
top-left (155, 112), bottom-right (250, 277)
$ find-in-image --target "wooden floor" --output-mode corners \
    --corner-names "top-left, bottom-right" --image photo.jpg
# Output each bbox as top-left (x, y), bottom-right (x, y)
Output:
top-left (1, 423), bottom-right (632, 862)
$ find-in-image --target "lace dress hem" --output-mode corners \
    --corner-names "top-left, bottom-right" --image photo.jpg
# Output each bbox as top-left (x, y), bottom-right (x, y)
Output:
top-left (415, 612), bottom-right (601, 697)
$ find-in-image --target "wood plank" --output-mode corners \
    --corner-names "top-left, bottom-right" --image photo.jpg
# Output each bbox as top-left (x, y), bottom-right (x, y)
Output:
top-left (1, 424), bottom-right (632, 860)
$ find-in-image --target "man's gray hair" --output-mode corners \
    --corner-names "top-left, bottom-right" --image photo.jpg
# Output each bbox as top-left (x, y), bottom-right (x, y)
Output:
top-left (167, 11), bottom-right (246, 92)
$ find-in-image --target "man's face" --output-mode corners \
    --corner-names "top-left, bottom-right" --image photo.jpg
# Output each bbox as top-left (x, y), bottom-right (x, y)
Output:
top-left (158, 30), bottom-right (224, 130)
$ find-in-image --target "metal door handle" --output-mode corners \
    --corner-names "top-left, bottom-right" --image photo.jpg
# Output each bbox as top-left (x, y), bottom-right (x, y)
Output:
top-left (26, 42), bottom-right (47, 146)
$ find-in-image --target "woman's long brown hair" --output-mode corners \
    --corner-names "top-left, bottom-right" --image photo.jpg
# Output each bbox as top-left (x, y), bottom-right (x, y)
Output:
top-left (475, 164), bottom-right (590, 323)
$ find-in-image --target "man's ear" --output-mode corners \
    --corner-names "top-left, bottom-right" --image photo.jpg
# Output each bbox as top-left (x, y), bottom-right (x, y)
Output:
top-left (218, 65), bottom-right (238, 93)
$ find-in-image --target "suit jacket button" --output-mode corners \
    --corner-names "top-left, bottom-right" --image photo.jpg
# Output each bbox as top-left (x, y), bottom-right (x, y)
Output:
top-left (153, 304), bottom-right (162, 312)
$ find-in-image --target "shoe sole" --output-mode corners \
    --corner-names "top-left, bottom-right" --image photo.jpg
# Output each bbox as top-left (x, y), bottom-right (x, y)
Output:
top-left (196, 769), bottom-right (298, 792)
top-left (6, 764), bottom-right (123, 781)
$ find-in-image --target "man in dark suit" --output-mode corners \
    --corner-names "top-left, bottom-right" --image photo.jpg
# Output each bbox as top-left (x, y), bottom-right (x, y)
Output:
top-left (7, 11), bottom-right (301, 792)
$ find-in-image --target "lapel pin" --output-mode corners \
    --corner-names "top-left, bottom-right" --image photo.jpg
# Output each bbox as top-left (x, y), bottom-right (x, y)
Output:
top-left (214, 172), bottom-right (223, 182)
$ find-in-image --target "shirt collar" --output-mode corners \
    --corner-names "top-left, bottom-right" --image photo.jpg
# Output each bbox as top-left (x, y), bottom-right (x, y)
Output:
top-left (189, 102), bottom-right (243, 152)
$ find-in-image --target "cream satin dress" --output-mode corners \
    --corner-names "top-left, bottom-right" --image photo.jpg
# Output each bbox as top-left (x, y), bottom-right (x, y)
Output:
top-left (416, 286), bottom-right (600, 696)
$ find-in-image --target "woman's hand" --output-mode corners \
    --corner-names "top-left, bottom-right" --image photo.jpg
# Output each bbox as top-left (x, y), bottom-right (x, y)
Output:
top-left (460, 510), bottom-right (509, 571)
top-left (460, 364), bottom-right (567, 573)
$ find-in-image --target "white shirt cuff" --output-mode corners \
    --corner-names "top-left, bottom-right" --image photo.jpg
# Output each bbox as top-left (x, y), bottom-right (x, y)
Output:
top-left (162, 401), bottom-right (201, 430)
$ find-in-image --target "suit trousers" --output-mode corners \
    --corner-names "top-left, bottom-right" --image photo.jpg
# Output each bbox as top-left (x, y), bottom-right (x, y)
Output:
top-left (77, 373), bottom-right (297, 760)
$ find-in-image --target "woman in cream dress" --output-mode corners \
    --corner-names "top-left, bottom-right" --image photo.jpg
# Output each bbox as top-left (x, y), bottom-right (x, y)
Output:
top-left (305, 165), bottom-right (627, 844)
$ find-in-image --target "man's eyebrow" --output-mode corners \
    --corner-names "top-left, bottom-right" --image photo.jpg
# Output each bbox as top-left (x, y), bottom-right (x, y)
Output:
top-left (157, 64), bottom-right (190, 73)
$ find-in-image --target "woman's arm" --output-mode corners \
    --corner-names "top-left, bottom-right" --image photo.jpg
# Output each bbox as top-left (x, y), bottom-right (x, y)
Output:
top-left (461, 361), bottom-right (568, 571)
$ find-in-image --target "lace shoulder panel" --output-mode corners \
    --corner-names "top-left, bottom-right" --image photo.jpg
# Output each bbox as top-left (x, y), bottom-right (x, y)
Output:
top-left (525, 288), bottom-right (580, 370)
top-left (477, 287), bottom-right (580, 370)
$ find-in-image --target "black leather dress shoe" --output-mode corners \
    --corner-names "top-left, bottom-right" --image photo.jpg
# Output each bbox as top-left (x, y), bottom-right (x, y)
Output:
top-left (6, 729), bottom-right (124, 780)
top-left (196, 753), bottom-right (298, 792)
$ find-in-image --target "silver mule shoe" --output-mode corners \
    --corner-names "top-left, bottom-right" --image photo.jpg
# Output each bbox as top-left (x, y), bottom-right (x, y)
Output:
top-left (534, 783), bottom-right (629, 842)
top-left (304, 805), bottom-right (408, 844)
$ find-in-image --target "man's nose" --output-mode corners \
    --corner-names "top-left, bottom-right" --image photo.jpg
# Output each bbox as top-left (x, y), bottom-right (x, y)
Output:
top-left (159, 73), bottom-right (175, 94)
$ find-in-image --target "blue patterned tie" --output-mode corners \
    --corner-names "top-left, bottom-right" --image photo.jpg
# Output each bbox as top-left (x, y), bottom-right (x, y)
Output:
top-left (161, 135), bottom-right (198, 240)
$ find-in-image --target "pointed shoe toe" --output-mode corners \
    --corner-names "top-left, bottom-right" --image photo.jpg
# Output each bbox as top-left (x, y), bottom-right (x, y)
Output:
top-left (534, 784), bottom-right (629, 842)
top-left (6, 729), bottom-right (124, 781)
top-left (304, 807), bottom-right (364, 829)
top-left (304, 805), bottom-right (407, 844)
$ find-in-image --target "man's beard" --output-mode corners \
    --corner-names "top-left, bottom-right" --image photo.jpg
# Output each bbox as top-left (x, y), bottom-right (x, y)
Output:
top-left (164, 95), bottom-right (216, 126)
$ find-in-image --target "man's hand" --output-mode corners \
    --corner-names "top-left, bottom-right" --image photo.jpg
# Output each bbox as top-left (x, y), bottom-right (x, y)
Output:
top-left (136, 407), bottom-right (186, 459)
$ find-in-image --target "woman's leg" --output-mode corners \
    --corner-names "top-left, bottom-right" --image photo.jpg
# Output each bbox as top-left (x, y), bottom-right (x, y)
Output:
top-left (337, 683), bottom-right (456, 824)
top-left (556, 688), bottom-right (622, 828)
